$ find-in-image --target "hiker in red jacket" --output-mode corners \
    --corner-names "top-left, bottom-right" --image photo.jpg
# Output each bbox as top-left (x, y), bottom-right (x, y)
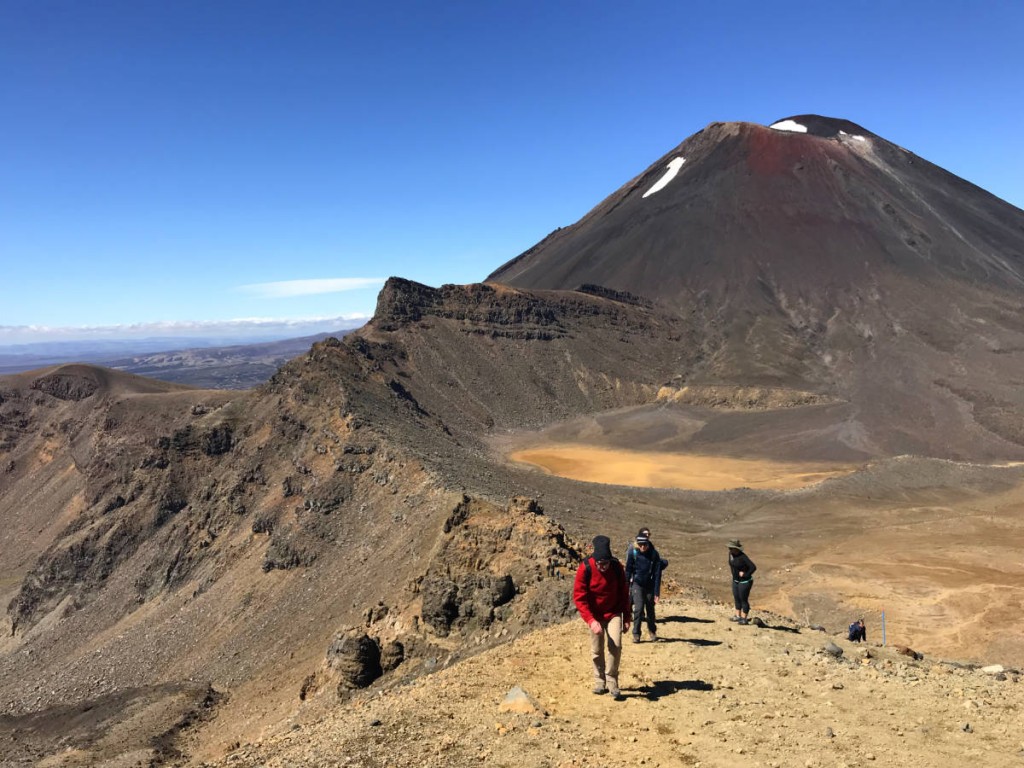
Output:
top-left (573, 535), bottom-right (630, 700)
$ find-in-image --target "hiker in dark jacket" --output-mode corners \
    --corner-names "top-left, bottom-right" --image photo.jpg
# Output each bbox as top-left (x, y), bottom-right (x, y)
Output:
top-left (727, 539), bottom-right (757, 625)
top-left (624, 527), bottom-right (669, 627)
top-left (625, 532), bottom-right (663, 642)
top-left (573, 535), bottom-right (630, 699)
top-left (848, 618), bottom-right (867, 642)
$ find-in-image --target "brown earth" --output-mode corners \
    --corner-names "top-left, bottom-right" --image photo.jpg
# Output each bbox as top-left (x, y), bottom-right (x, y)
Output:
top-left (191, 593), bottom-right (1024, 768)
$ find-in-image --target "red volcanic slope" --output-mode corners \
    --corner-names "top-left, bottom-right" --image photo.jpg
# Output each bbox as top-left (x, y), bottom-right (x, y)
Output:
top-left (489, 115), bottom-right (1024, 306)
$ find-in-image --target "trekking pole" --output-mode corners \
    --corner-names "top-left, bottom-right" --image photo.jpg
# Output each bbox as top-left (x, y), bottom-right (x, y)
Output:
top-left (881, 609), bottom-right (886, 646)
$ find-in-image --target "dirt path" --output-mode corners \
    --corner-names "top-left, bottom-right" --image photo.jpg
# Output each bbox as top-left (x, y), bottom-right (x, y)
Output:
top-left (206, 594), bottom-right (1024, 768)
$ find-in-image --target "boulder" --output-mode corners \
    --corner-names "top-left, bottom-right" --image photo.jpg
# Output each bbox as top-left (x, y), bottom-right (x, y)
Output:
top-left (498, 686), bottom-right (545, 715)
top-left (380, 640), bottom-right (405, 672)
top-left (896, 645), bottom-right (923, 661)
top-left (823, 642), bottom-right (843, 657)
top-left (327, 630), bottom-right (383, 690)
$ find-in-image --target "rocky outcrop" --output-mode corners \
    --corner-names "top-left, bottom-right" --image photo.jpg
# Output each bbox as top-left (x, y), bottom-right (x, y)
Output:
top-left (373, 279), bottom-right (563, 334)
top-left (327, 630), bottom-right (384, 691)
top-left (372, 278), bottom-right (667, 341)
top-left (30, 370), bottom-right (100, 401)
top-left (294, 495), bottom-right (584, 705)
top-left (655, 384), bottom-right (836, 410)
top-left (417, 496), bottom-right (580, 638)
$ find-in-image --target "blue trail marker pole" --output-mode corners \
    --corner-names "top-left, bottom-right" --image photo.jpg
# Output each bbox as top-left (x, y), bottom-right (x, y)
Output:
top-left (881, 609), bottom-right (886, 646)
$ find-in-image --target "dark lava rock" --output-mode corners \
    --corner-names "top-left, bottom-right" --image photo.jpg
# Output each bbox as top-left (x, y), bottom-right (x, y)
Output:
top-left (327, 631), bottom-right (383, 690)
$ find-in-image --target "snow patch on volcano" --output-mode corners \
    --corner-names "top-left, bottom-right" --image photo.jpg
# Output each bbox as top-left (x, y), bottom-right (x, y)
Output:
top-left (642, 157), bottom-right (686, 199)
top-left (770, 120), bottom-right (808, 133)
top-left (839, 130), bottom-right (867, 142)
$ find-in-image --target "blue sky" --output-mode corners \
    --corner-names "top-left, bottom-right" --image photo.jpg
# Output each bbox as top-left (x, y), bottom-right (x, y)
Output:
top-left (2, 1), bottom-right (1022, 345)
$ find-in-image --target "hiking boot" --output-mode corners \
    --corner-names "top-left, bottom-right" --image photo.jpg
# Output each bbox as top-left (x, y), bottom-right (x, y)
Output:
top-left (609, 686), bottom-right (623, 701)
top-left (729, 616), bottom-right (741, 622)
top-left (737, 617), bottom-right (749, 625)
top-left (631, 634), bottom-right (640, 643)
top-left (649, 631), bottom-right (658, 642)
top-left (592, 683), bottom-right (608, 695)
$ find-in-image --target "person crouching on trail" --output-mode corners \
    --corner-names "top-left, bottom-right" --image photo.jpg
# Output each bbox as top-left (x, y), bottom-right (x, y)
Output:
top-left (727, 539), bottom-right (757, 625)
top-left (573, 535), bottom-right (630, 700)
top-left (625, 532), bottom-right (663, 642)
top-left (848, 618), bottom-right (867, 642)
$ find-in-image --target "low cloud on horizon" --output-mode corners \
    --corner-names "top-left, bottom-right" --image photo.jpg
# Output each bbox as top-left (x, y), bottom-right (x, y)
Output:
top-left (236, 277), bottom-right (386, 298)
top-left (0, 315), bottom-right (371, 347)
top-left (2, 278), bottom-right (385, 347)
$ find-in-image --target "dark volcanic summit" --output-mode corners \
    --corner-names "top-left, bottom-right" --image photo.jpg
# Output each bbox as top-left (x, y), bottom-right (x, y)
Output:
top-left (489, 114), bottom-right (1024, 301)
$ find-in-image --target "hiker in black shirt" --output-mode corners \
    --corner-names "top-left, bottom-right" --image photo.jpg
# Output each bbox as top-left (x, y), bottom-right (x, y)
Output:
top-left (727, 539), bottom-right (756, 625)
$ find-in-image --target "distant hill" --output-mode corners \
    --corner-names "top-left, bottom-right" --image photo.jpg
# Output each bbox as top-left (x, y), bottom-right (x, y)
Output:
top-left (99, 332), bottom-right (358, 389)
top-left (0, 329), bottom-right (360, 388)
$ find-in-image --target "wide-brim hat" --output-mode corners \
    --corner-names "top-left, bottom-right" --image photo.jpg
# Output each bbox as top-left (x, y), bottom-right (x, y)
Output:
top-left (727, 539), bottom-right (743, 550)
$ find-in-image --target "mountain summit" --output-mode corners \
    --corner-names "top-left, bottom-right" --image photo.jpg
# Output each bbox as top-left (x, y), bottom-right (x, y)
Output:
top-left (489, 115), bottom-right (1024, 302)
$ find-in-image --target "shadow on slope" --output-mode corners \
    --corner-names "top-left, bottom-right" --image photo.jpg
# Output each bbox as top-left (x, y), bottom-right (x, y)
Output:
top-left (636, 679), bottom-right (716, 700)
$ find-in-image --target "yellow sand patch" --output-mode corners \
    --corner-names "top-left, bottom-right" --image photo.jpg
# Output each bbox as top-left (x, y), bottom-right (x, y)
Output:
top-left (509, 444), bottom-right (855, 491)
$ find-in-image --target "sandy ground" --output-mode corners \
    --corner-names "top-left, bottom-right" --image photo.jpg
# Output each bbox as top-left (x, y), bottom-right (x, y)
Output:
top-left (505, 442), bottom-right (1024, 669)
top-left (509, 444), bottom-right (857, 491)
top-left (204, 594), bottom-right (1024, 768)
top-left (759, 487), bottom-right (1024, 667)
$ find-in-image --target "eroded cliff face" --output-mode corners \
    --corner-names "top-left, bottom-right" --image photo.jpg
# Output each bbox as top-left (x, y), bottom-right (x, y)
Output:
top-left (4, 287), bottom-right (659, 645)
top-left (0, 317), bottom-right (595, 764)
top-left (361, 278), bottom-right (708, 434)
top-left (360, 276), bottom-right (1024, 460)
top-left (0, 367), bottom-right (231, 620)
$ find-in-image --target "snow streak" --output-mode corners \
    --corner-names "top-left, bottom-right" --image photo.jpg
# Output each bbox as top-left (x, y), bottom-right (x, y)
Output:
top-left (642, 157), bottom-right (686, 199)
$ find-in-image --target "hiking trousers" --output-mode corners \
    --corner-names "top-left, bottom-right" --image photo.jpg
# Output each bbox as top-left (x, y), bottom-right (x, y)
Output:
top-left (732, 579), bottom-right (753, 614)
top-left (630, 583), bottom-right (657, 637)
top-left (589, 615), bottom-right (623, 688)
